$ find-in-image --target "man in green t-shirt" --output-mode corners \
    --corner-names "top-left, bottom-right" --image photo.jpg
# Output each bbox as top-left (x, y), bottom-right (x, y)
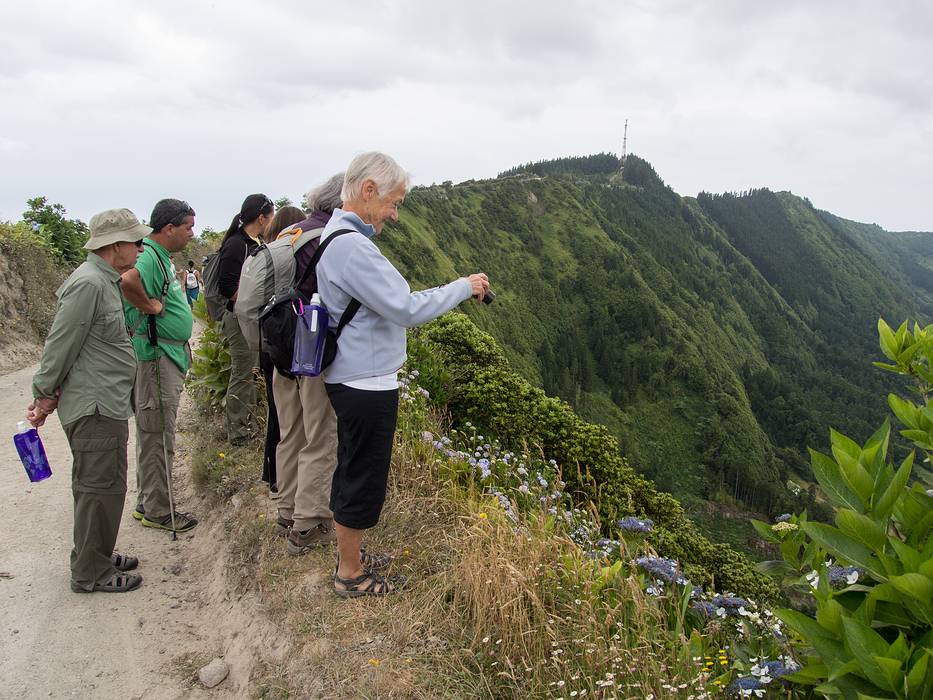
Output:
top-left (121, 198), bottom-right (198, 533)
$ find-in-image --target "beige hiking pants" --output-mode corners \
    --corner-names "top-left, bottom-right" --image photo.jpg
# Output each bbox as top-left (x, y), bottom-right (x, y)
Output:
top-left (134, 355), bottom-right (185, 520)
top-left (271, 369), bottom-right (337, 530)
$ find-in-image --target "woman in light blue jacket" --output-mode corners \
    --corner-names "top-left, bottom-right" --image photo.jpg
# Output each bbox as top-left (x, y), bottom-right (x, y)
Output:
top-left (317, 152), bottom-right (489, 597)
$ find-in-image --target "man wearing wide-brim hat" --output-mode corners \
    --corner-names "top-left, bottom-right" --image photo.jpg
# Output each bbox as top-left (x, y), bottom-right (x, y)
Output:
top-left (27, 208), bottom-right (148, 593)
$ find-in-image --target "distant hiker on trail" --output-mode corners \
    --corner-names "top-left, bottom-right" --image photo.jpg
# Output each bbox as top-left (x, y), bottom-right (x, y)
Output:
top-left (258, 204), bottom-right (306, 493)
top-left (267, 178), bottom-right (343, 555)
top-left (182, 260), bottom-right (202, 307)
top-left (27, 208), bottom-right (149, 594)
top-left (316, 153), bottom-right (490, 597)
top-left (121, 198), bottom-right (198, 534)
top-left (216, 194), bottom-right (275, 445)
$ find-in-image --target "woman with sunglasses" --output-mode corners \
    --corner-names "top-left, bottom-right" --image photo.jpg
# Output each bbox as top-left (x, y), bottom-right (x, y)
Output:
top-left (216, 194), bottom-right (275, 445)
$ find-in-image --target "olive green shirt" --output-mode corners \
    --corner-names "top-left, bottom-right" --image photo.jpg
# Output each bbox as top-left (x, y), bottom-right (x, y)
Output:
top-left (32, 253), bottom-right (137, 427)
top-left (123, 239), bottom-right (193, 373)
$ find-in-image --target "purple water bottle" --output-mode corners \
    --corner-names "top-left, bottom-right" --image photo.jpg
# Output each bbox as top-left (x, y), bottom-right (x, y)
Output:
top-left (14, 420), bottom-right (53, 482)
top-left (290, 293), bottom-right (330, 377)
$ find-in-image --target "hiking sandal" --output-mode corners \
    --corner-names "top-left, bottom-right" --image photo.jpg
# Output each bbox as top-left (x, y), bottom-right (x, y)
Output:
top-left (111, 553), bottom-right (139, 571)
top-left (71, 572), bottom-right (143, 593)
top-left (333, 571), bottom-right (406, 598)
top-left (360, 548), bottom-right (392, 572)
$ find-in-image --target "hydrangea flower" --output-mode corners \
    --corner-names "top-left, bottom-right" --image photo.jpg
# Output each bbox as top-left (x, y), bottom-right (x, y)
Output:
top-left (689, 601), bottom-right (717, 617)
top-left (635, 556), bottom-right (686, 585)
top-left (827, 566), bottom-right (861, 587)
top-left (773, 513), bottom-right (792, 523)
top-left (711, 594), bottom-right (750, 615)
top-left (617, 516), bottom-right (654, 534)
top-left (771, 521), bottom-right (798, 534)
top-left (727, 676), bottom-right (765, 697)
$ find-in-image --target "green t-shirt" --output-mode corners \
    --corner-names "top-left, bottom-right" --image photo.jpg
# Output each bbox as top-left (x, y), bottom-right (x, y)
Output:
top-left (123, 239), bottom-right (193, 372)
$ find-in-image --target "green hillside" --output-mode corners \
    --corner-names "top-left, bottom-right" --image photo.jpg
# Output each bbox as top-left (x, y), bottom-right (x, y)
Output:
top-left (374, 154), bottom-right (932, 529)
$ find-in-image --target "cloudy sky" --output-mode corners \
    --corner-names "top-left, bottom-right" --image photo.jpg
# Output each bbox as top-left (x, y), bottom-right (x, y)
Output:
top-left (1, 1), bottom-right (930, 232)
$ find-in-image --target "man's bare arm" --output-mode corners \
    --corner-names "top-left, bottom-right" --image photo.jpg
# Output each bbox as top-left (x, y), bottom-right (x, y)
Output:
top-left (120, 268), bottom-right (163, 315)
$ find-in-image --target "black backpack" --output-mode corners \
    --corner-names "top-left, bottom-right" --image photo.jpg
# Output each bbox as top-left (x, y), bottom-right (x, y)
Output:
top-left (258, 229), bottom-right (360, 376)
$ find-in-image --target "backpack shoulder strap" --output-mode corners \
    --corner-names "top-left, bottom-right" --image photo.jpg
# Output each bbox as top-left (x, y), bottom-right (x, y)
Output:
top-left (142, 239), bottom-right (172, 300)
top-left (334, 298), bottom-right (361, 339)
top-left (295, 228), bottom-right (356, 287)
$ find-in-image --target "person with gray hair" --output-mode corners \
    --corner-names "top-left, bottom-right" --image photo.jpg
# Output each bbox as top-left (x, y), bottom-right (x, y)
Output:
top-left (316, 152), bottom-right (490, 597)
top-left (268, 174), bottom-right (349, 555)
top-left (27, 208), bottom-right (148, 592)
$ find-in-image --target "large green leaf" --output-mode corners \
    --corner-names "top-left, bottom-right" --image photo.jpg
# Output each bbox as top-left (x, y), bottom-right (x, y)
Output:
top-left (873, 452), bottom-right (913, 521)
top-left (832, 428), bottom-right (864, 460)
top-left (803, 522), bottom-right (886, 581)
top-left (841, 617), bottom-right (894, 691)
top-left (872, 656), bottom-right (904, 691)
top-left (888, 538), bottom-right (922, 573)
top-left (888, 393), bottom-right (919, 430)
top-left (835, 449), bottom-right (875, 506)
top-left (817, 598), bottom-right (847, 636)
top-left (907, 651), bottom-right (930, 698)
top-left (888, 573), bottom-right (933, 607)
top-left (878, 318), bottom-right (899, 361)
top-left (750, 518), bottom-right (778, 543)
top-left (776, 608), bottom-right (845, 664)
top-left (811, 448), bottom-right (865, 512)
top-left (837, 510), bottom-right (888, 553)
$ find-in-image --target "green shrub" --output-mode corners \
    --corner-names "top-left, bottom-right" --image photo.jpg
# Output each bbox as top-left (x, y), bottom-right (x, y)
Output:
top-left (751, 319), bottom-right (933, 698)
top-left (414, 313), bottom-right (777, 600)
top-left (187, 318), bottom-right (230, 411)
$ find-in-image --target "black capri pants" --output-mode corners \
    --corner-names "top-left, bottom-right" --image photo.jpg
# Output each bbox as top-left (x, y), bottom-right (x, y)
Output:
top-left (325, 383), bottom-right (399, 530)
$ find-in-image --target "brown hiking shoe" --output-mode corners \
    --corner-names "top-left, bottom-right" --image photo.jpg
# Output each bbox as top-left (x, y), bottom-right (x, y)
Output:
top-left (274, 514), bottom-right (294, 538)
top-left (287, 521), bottom-right (336, 555)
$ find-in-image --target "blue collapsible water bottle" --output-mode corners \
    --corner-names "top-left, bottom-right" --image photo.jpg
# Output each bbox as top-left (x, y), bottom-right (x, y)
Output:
top-left (14, 421), bottom-right (53, 482)
top-left (291, 293), bottom-right (329, 377)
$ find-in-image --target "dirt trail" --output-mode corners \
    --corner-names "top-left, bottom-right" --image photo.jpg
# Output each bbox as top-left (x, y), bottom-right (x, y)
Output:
top-left (0, 358), bottom-right (282, 698)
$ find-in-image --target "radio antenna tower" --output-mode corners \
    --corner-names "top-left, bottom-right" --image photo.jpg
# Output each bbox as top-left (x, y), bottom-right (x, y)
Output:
top-left (619, 119), bottom-right (628, 179)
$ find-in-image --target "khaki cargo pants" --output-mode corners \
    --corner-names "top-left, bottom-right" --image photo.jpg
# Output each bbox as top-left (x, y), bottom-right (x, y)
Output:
top-left (134, 354), bottom-right (185, 520)
top-left (64, 413), bottom-right (128, 591)
top-left (272, 370), bottom-right (337, 530)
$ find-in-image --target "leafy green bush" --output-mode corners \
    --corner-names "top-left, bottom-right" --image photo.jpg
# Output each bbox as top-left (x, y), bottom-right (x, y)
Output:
top-left (752, 319), bottom-right (933, 698)
top-left (414, 313), bottom-right (778, 600)
top-left (22, 196), bottom-right (88, 265)
top-left (187, 314), bottom-right (230, 411)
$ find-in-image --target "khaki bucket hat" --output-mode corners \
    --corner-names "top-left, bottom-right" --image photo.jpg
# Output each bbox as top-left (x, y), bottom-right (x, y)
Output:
top-left (84, 208), bottom-right (152, 250)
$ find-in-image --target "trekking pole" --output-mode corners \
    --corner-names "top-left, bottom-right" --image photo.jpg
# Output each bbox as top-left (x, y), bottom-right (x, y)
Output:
top-left (155, 358), bottom-right (178, 541)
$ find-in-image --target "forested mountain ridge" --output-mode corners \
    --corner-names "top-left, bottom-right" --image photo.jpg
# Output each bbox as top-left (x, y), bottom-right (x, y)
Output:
top-left (375, 154), bottom-right (932, 527)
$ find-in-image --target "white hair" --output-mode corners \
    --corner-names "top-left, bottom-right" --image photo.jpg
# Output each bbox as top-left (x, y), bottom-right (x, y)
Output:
top-left (304, 172), bottom-right (345, 214)
top-left (341, 152), bottom-right (410, 203)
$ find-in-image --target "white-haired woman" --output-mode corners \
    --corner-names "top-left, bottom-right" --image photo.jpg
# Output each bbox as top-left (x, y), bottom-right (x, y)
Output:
top-left (316, 152), bottom-right (489, 597)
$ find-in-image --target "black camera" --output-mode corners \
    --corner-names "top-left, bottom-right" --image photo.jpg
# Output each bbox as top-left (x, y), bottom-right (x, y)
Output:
top-left (482, 289), bottom-right (496, 305)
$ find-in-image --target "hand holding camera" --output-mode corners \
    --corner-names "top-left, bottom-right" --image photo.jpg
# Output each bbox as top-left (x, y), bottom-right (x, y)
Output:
top-left (466, 273), bottom-right (493, 304)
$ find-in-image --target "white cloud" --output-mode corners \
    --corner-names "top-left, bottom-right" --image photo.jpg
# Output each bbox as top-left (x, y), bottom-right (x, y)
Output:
top-left (0, 0), bottom-right (930, 231)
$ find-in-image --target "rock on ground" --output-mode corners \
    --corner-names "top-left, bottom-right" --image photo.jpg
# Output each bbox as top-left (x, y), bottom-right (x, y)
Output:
top-left (198, 658), bottom-right (230, 688)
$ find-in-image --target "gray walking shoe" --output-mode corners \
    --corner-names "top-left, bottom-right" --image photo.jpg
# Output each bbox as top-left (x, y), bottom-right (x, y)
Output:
top-left (286, 522), bottom-right (336, 555)
top-left (141, 511), bottom-right (198, 533)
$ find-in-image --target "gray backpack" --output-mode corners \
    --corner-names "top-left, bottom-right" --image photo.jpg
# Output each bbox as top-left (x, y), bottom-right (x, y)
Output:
top-left (201, 251), bottom-right (228, 322)
top-left (234, 227), bottom-right (322, 351)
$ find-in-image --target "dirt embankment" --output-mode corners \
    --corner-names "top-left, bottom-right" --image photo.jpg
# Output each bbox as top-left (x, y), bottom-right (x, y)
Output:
top-left (0, 235), bottom-right (66, 373)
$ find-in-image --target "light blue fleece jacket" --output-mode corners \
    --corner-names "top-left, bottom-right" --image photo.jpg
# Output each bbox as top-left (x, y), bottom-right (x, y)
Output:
top-left (317, 208), bottom-right (473, 384)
